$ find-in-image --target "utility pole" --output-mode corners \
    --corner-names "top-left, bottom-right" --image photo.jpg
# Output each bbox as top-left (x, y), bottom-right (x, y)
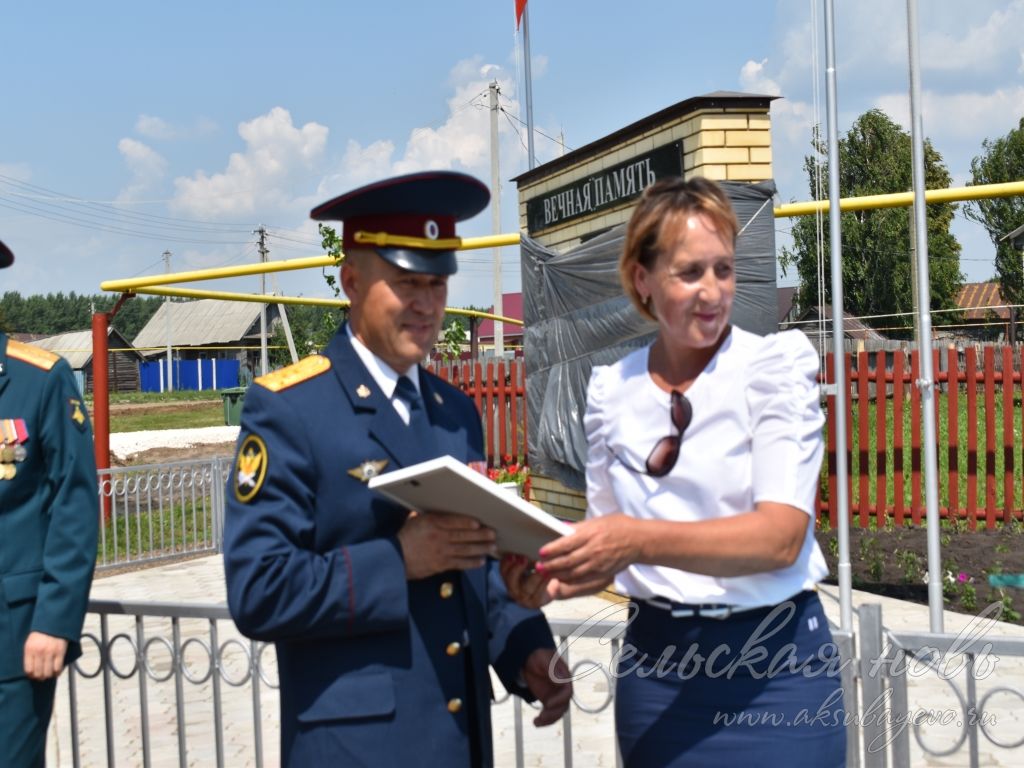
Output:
top-left (163, 250), bottom-right (173, 393)
top-left (256, 226), bottom-right (269, 375)
top-left (489, 80), bottom-right (504, 358)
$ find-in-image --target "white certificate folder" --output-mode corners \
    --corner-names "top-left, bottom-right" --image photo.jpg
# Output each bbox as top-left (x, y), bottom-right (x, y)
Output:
top-left (368, 455), bottom-right (574, 558)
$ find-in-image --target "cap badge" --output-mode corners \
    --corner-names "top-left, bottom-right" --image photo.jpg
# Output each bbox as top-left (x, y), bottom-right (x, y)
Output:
top-left (424, 219), bottom-right (440, 240)
top-left (348, 459), bottom-right (389, 483)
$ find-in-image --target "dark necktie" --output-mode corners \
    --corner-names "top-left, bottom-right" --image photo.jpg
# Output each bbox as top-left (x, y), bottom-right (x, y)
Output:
top-left (395, 375), bottom-right (437, 455)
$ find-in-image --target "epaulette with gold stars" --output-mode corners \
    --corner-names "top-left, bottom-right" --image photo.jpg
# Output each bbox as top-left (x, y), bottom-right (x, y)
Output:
top-left (255, 355), bottom-right (331, 392)
top-left (6, 340), bottom-right (59, 371)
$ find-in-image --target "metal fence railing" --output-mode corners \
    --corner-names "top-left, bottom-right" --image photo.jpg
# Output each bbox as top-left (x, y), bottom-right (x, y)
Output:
top-left (57, 599), bottom-right (1008, 767)
top-left (96, 458), bottom-right (230, 571)
top-left (81, 458), bottom-right (1024, 767)
top-left (857, 603), bottom-right (1024, 768)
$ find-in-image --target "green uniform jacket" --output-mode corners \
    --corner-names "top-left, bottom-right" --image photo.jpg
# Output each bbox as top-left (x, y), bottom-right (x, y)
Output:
top-left (0, 332), bottom-right (99, 682)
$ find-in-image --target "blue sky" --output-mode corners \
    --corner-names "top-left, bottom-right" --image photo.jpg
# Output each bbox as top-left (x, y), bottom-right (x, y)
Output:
top-left (2, 1), bottom-right (1023, 313)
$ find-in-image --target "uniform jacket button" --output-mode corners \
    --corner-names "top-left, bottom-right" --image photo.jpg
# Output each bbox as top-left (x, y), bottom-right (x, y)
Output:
top-left (446, 641), bottom-right (461, 656)
top-left (440, 581), bottom-right (454, 599)
top-left (447, 697), bottom-right (463, 714)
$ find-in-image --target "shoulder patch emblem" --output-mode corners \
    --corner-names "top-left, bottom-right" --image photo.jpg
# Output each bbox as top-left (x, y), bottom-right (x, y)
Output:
top-left (69, 398), bottom-right (88, 431)
top-left (255, 355), bottom-right (331, 392)
top-left (6, 340), bottom-right (59, 371)
top-left (234, 434), bottom-right (269, 503)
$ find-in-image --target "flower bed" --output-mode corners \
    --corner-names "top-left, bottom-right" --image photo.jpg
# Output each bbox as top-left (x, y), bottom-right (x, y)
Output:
top-left (814, 523), bottom-right (1024, 625)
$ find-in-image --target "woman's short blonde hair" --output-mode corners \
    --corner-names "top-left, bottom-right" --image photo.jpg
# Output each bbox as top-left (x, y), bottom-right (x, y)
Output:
top-left (619, 176), bottom-right (739, 322)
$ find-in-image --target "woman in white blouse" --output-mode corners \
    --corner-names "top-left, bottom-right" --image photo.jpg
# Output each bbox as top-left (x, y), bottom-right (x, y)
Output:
top-left (503, 177), bottom-right (846, 767)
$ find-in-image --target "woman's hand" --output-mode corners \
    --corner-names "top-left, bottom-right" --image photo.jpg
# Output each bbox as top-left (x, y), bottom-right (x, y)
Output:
top-left (499, 553), bottom-right (555, 609)
top-left (537, 514), bottom-right (641, 599)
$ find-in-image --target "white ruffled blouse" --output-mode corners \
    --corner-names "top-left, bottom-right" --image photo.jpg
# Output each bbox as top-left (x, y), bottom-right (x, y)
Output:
top-left (584, 326), bottom-right (829, 607)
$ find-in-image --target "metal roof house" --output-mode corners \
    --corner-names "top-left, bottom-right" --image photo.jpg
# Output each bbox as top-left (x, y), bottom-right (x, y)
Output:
top-left (33, 327), bottom-right (143, 393)
top-left (133, 299), bottom-right (281, 364)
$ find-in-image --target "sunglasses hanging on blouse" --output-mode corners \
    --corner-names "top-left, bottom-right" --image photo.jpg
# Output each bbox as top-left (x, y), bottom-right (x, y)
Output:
top-left (609, 389), bottom-right (693, 477)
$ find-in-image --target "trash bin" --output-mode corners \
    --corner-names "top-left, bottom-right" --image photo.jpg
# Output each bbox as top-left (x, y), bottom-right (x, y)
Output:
top-left (221, 387), bottom-right (247, 426)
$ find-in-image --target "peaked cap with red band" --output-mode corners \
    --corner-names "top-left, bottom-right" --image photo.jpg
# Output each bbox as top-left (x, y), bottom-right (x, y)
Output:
top-left (310, 171), bottom-right (489, 276)
top-left (0, 240), bottom-right (13, 270)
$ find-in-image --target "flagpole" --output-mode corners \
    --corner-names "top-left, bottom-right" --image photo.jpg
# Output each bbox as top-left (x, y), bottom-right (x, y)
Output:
top-left (823, 0), bottom-right (853, 633)
top-left (521, 3), bottom-right (536, 169)
top-left (906, 0), bottom-right (943, 634)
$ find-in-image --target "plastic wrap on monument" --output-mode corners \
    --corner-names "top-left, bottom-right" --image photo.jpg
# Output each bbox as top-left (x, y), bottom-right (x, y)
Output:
top-left (522, 180), bottom-right (778, 490)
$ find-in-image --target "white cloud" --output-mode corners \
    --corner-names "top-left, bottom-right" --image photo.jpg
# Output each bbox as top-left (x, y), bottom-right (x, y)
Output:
top-left (136, 115), bottom-right (176, 140)
top-left (136, 114), bottom-right (219, 141)
top-left (320, 57), bottom-right (527, 193)
top-left (310, 56), bottom-right (540, 307)
top-left (116, 138), bottom-right (167, 203)
top-left (740, 58), bottom-right (782, 97)
top-left (0, 162), bottom-right (32, 182)
top-left (875, 87), bottom-right (1024, 141)
top-left (920, 0), bottom-right (1024, 74)
top-left (171, 107), bottom-right (328, 217)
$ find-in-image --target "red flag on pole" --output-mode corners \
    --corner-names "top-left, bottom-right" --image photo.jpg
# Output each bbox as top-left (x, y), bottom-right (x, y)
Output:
top-left (515, 0), bottom-right (528, 29)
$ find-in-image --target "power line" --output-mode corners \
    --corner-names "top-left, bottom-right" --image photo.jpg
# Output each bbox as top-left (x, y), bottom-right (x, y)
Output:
top-left (0, 198), bottom-right (248, 245)
top-left (0, 174), bottom-right (252, 233)
top-left (500, 108), bottom-right (528, 154)
top-left (498, 106), bottom-right (572, 151)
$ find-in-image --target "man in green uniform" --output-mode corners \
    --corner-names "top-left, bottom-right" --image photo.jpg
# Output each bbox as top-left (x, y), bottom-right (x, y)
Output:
top-left (0, 239), bottom-right (100, 767)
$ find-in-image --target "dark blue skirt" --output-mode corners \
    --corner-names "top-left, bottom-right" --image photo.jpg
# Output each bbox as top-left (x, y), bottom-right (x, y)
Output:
top-left (615, 591), bottom-right (846, 767)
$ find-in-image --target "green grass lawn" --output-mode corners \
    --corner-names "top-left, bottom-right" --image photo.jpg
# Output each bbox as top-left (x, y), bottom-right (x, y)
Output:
top-left (829, 390), bottom-right (1024, 516)
top-left (109, 402), bottom-right (226, 432)
top-left (85, 390), bottom-right (234, 432)
top-left (90, 389), bottom-right (226, 406)
top-left (99, 501), bottom-right (215, 565)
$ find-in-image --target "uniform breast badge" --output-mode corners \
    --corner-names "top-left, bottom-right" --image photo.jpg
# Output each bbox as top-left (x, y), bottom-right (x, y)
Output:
top-left (234, 434), bottom-right (269, 503)
top-left (0, 418), bottom-right (28, 479)
top-left (347, 459), bottom-right (388, 482)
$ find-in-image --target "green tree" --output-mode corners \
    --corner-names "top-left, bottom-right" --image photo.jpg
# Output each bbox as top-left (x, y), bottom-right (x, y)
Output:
top-left (964, 117), bottom-right (1024, 308)
top-left (780, 109), bottom-right (963, 335)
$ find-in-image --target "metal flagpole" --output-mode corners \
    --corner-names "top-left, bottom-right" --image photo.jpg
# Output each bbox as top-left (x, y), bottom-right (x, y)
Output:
top-left (906, 0), bottom-right (944, 633)
top-left (823, 0), bottom-right (853, 632)
top-left (521, 3), bottom-right (536, 170)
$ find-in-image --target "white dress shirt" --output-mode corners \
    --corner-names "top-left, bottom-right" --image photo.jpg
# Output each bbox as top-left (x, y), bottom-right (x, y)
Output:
top-left (346, 324), bottom-right (420, 425)
top-left (585, 326), bottom-right (829, 607)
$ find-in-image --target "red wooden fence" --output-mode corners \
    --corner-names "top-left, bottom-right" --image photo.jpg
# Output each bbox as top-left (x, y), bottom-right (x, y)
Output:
top-left (822, 345), bottom-right (1024, 529)
top-left (427, 359), bottom-right (527, 468)
top-left (431, 345), bottom-right (1024, 529)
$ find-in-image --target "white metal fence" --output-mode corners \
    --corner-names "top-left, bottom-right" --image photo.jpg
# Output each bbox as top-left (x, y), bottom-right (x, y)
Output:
top-left (76, 460), bottom-right (1024, 767)
top-left (96, 458), bottom-right (230, 571)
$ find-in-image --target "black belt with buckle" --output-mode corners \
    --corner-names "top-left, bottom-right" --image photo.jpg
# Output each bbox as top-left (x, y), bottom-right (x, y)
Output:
top-left (642, 596), bottom-right (765, 620)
